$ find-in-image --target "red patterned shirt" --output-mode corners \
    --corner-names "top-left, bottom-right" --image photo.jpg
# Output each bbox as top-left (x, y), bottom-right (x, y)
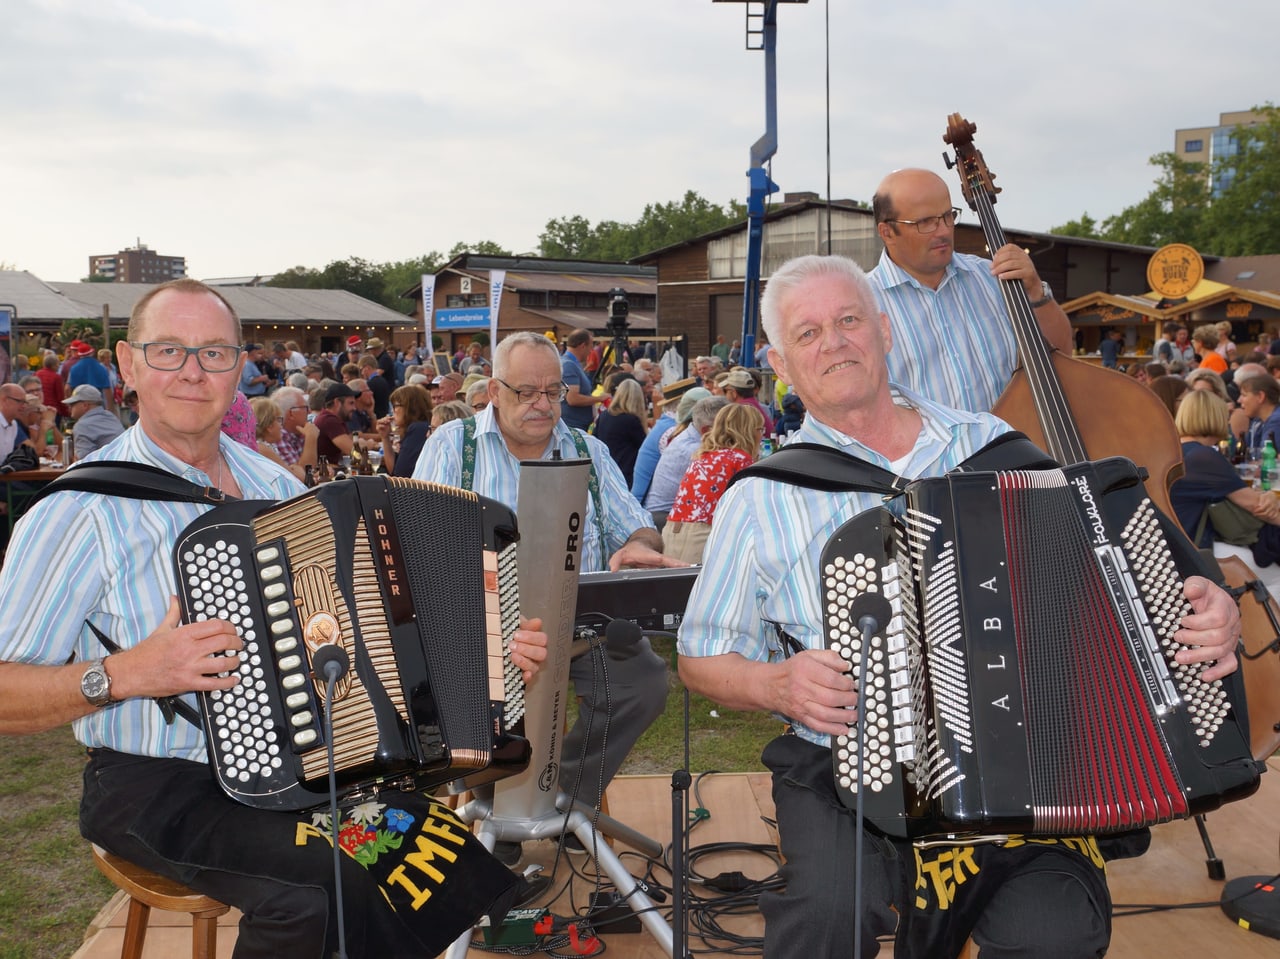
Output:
top-left (667, 448), bottom-right (754, 525)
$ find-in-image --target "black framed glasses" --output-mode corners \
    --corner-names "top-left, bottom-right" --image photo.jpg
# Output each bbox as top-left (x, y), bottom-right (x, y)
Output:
top-left (131, 341), bottom-right (242, 373)
top-left (884, 207), bottom-right (962, 234)
top-left (496, 379), bottom-right (568, 405)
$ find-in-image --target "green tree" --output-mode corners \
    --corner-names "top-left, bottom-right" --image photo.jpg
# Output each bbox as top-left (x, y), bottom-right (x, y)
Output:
top-left (266, 265), bottom-right (323, 289)
top-left (318, 257), bottom-right (384, 304)
top-left (447, 240), bottom-right (513, 258)
top-left (1048, 213), bottom-right (1101, 238)
top-left (381, 254), bottom-right (444, 313)
top-left (538, 215), bottom-right (594, 258)
top-left (537, 191), bottom-right (745, 261)
top-left (1201, 104), bottom-right (1280, 256)
top-left (1096, 152), bottom-right (1210, 248)
top-left (58, 317), bottom-right (103, 350)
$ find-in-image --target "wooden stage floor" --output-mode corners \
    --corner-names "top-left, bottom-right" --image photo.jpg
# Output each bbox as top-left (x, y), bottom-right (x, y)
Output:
top-left (73, 759), bottom-right (1280, 958)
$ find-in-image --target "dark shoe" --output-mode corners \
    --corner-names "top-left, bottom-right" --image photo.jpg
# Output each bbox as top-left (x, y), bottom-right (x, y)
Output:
top-left (513, 873), bottom-right (552, 907)
top-left (492, 840), bottom-right (522, 866)
top-left (563, 833), bottom-right (589, 855)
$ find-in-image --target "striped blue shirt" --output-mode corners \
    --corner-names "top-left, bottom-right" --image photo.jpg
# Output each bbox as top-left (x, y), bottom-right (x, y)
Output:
top-left (676, 386), bottom-right (1008, 746)
top-left (412, 405), bottom-right (654, 573)
top-left (869, 249), bottom-right (1019, 414)
top-left (0, 426), bottom-right (304, 760)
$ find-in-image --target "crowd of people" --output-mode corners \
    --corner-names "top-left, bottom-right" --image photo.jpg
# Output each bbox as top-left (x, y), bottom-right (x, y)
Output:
top-left (0, 163), bottom-right (1260, 959)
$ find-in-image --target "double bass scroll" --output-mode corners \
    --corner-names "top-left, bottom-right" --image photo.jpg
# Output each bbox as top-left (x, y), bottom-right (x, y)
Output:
top-left (942, 114), bottom-right (1185, 520)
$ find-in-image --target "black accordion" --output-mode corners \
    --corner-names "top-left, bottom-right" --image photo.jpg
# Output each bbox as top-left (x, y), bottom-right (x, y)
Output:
top-left (173, 476), bottom-right (529, 810)
top-left (823, 457), bottom-right (1262, 840)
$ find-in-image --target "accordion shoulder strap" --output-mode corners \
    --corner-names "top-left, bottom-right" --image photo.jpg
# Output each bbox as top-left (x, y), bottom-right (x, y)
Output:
top-left (460, 417), bottom-right (609, 548)
top-left (26, 460), bottom-right (238, 509)
top-left (27, 460), bottom-right (235, 733)
top-left (727, 430), bottom-right (1055, 495)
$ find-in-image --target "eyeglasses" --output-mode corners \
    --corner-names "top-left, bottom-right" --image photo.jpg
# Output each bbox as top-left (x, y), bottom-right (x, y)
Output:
top-left (290, 404), bottom-right (309, 413)
top-left (0, 392), bottom-right (24, 405)
top-left (884, 207), bottom-right (962, 234)
top-left (496, 379), bottom-right (567, 405)
top-left (131, 341), bottom-right (242, 373)
top-left (23, 387), bottom-right (42, 396)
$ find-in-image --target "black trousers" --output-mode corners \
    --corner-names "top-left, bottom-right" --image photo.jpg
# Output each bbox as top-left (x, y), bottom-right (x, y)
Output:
top-left (80, 749), bottom-right (519, 959)
top-left (759, 734), bottom-right (1112, 959)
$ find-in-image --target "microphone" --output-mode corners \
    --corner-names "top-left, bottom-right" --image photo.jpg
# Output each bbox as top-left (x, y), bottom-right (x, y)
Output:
top-left (315, 643), bottom-right (351, 959)
top-left (848, 593), bottom-right (893, 647)
top-left (311, 644), bottom-right (350, 682)
top-left (604, 617), bottom-right (644, 650)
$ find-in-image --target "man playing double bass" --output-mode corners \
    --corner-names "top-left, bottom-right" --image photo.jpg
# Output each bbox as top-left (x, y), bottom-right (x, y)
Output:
top-left (869, 167), bottom-right (1072, 414)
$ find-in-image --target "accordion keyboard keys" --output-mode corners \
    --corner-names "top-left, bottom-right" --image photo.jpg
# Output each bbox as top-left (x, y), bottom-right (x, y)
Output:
top-left (825, 552), bottom-right (901, 795)
top-left (180, 539), bottom-right (289, 785)
top-left (1121, 500), bottom-right (1233, 746)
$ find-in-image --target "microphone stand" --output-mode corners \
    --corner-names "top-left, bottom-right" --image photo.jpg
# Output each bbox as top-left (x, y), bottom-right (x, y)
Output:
top-left (314, 645), bottom-right (352, 959)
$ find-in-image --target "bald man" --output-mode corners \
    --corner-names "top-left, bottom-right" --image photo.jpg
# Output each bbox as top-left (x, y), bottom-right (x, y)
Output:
top-left (868, 168), bottom-right (1072, 414)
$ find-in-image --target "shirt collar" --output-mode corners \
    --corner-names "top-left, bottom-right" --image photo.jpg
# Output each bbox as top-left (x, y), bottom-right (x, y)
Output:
top-left (874, 247), bottom-right (971, 293)
top-left (797, 384), bottom-right (984, 471)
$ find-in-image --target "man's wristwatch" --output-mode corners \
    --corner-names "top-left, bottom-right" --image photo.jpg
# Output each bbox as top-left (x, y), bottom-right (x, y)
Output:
top-left (1028, 281), bottom-right (1054, 309)
top-left (80, 657), bottom-right (113, 708)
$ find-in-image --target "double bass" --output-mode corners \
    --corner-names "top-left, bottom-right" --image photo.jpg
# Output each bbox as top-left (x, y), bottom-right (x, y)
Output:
top-left (944, 114), bottom-right (1280, 761)
top-left (942, 114), bottom-right (1183, 517)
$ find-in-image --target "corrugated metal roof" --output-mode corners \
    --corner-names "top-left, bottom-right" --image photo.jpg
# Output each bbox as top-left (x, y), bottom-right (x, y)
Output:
top-left (0, 271), bottom-right (96, 320)
top-left (503, 270), bottom-right (656, 295)
top-left (0, 274), bottom-right (414, 328)
top-left (517, 306), bottom-right (657, 332)
top-left (1206, 255), bottom-right (1280, 293)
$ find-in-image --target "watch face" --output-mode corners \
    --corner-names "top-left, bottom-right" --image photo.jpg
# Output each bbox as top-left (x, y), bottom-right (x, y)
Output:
top-left (82, 664), bottom-right (110, 703)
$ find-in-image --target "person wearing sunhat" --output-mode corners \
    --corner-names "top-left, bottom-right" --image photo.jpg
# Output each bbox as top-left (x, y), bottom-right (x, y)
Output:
top-left (366, 336), bottom-right (397, 383)
top-left (65, 384), bottom-right (124, 459)
top-left (720, 366), bottom-right (774, 434)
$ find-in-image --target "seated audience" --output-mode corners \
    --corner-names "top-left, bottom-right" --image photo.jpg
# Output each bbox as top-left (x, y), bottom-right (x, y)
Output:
top-left (1150, 375), bottom-right (1189, 417)
top-left (592, 378), bottom-right (649, 486)
top-left (377, 385), bottom-right (433, 477)
top-left (1237, 372), bottom-right (1280, 451)
top-left (1171, 389), bottom-right (1280, 593)
top-left (644, 393), bottom-right (725, 527)
top-left (248, 396), bottom-right (295, 473)
top-left (220, 390), bottom-right (258, 449)
top-left (662, 403), bottom-right (764, 564)
top-left (269, 386), bottom-right (319, 475)
top-left (65, 385), bottom-right (124, 460)
top-left (431, 400), bottom-right (472, 428)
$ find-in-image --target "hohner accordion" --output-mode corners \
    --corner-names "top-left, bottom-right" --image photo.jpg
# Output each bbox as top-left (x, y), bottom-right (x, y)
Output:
top-left (173, 476), bottom-right (528, 811)
top-left (823, 456), bottom-right (1262, 840)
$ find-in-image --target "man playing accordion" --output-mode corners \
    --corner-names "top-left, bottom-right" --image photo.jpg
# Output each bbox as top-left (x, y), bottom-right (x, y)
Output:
top-left (677, 255), bottom-right (1243, 958)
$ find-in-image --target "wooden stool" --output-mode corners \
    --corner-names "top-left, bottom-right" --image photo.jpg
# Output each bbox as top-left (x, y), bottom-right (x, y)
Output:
top-left (90, 844), bottom-right (230, 959)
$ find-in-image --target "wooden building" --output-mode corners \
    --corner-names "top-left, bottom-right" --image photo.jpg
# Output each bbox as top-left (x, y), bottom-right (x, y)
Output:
top-left (631, 192), bottom-right (1280, 364)
top-left (401, 253), bottom-right (661, 355)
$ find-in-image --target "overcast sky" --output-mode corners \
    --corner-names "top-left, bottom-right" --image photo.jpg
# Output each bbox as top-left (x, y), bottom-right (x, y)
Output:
top-left (2, 0), bottom-right (1274, 282)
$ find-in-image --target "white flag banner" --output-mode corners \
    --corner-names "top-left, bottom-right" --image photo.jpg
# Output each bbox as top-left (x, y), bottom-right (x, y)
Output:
top-left (421, 273), bottom-right (436, 351)
top-left (488, 269), bottom-right (506, 349)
